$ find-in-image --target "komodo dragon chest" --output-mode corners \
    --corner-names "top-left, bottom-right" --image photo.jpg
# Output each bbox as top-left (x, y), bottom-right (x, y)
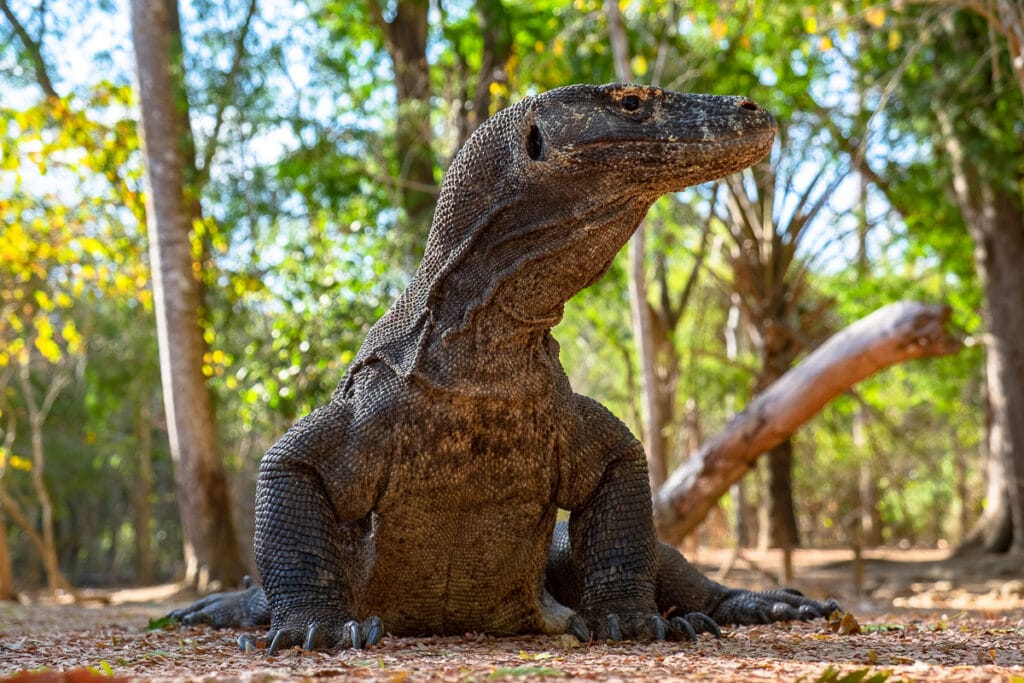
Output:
top-left (350, 369), bottom-right (572, 635)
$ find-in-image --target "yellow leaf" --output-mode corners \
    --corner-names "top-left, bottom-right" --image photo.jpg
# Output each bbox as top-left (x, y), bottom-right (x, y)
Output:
top-left (630, 54), bottom-right (648, 77)
top-left (865, 7), bottom-right (885, 27)
top-left (821, 35), bottom-right (834, 51)
top-left (114, 272), bottom-right (133, 293)
top-left (1, 448), bottom-right (33, 471)
top-left (888, 29), bottom-right (902, 50)
top-left (62, 320), bottom-right (82, 353)
top-left (552, 38), bottom-right (564, 57)
top-left (710, 18), bottom-right (727, 41)
top-left (34, 290), bottom-right (54, 311)
top-left (35, 335), bottom-right (61, 363)
top-left (804, 16), bottom-right (818, 34)
top-left (10, 454), bottom-right (33, 471)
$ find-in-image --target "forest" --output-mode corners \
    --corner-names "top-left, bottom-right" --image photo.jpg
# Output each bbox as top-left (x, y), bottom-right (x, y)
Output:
top-left (0, 0), bottom-right (1022, 611)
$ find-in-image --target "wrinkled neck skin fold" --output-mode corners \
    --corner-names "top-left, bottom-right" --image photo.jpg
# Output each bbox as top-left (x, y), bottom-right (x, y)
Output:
top-left (340, 84), bottom-right (777, 400)
top-left (401, 186), bottom-right (654, 396)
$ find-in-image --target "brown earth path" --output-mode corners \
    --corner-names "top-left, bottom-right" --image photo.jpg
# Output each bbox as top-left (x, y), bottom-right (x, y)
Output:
top-left (1, 548), bottom-right (1022, 682)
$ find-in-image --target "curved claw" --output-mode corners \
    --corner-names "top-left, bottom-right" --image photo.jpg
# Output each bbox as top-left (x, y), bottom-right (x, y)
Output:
top-left (606, 613), bottom-right (621, 642)
top-left (346, 620), bottom-right (362, 649)
top-left (685, 612), bottom-right (722, 639)
top-left (303, 624), bottom-right (319, 651)
top-left (268, 630), bottom-right (290, 656)
top-left (567, 614), bottom-right (591, 642)
top-left (364, 616), bottom-right (384, 646)
top-left (671, 616), bottom-right (698, 642)
top-left (238, 634), bottom-right (259, 653)
top-left (651, 615), bottom-right (666, 641)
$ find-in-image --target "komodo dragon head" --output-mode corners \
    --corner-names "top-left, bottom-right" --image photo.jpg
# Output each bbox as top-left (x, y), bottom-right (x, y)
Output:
top-left (350, 84), bottom-right (775, 389)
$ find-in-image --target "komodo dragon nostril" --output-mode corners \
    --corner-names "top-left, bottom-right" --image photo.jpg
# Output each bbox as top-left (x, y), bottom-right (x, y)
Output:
top-left (738, 99), bottom-right (759, 111)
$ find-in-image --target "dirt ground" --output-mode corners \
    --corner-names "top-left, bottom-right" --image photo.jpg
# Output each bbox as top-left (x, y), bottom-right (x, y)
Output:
top-left (1, 547), bottom-right (1022, 682)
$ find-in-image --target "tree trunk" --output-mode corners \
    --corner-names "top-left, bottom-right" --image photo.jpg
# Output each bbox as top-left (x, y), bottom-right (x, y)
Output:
top-left (133, 395), bottom-right (155, 585)
top-left (755, 347), bottom-right (801, 550)
top-left (603, 0), bottom-right (669, 491)
top-left (17, 362), bottom-right (73, 594)
top-left (937, 105), bottom-right (1024, 553)
top-left (757, 439), bottom-right (800, 550)
top-left (129, 0), bottom-right (244, 589)
top-left (654, 301), bottom-right (962, 544)
top-left (453, 0), bottom-right (513, 149)
top-left (0, 504), bottom-right (13, 600)
top-left (371, 0), bottom-right (435, 254)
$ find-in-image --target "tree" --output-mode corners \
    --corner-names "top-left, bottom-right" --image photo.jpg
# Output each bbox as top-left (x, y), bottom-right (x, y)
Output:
top-left (129, 0), bottom-right (245, 588)
top-left (840, 5), bottom-right (1024, 553)
top-left (715, 135), bottom-right (845, 549)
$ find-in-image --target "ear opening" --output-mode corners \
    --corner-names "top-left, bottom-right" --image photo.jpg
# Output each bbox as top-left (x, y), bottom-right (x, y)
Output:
top-left (527, 124), bottom-right (544, 161)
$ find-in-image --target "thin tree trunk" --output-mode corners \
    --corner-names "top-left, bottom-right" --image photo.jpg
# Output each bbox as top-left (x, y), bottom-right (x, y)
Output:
top-left (603, 0), bottom-right (668, 491)
top-left (758, 439), bottom-right (799, 550)
top-left (855, 408), bottom-right (883, 546)
top-left (129, 0), bottom-right (244, 589)
top-left (0, 502), bottom-right (12, 600)
top-left (133, 395), bottom-right (155, 585)
top-left (370, 0), bottom-right (435, 255)
top-left (453, 0), bottom-right (513, 149)
top-left (0, 398), bottom-right (16, 600)
top-left (654, 301), bottom-right (962, 544)
top-left (17, 362), bottom-right (73, 594)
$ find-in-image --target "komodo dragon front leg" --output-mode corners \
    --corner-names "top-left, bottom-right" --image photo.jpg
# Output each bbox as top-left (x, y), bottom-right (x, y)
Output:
top-left (545, 522), bottom-right (840, 632)
top-left (249, 400), bottom-right (385, 652)
top-left (552, 394), bottom-right (716, 642)
top-left (549, 393), bottom-right (839, 641)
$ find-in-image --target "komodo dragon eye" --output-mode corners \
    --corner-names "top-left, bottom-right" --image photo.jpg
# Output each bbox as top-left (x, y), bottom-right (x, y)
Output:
top-left (621, 95), bottom-right (641, 111)
top-left (527, 124), bottom-right (544, 160)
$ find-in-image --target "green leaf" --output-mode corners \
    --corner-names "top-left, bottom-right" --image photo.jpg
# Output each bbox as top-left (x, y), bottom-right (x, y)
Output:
top-left (489, 666), bottom-right (565, 678)
top-left (145, 615), bottom-right (176, 631)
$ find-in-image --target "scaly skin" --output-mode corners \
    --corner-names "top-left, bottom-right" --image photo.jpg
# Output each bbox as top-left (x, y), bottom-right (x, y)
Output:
top-left (171, 83), bottom-right (839, 651)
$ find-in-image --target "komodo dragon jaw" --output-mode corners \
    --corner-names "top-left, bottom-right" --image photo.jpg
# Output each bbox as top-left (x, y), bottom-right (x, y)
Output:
top-left (169, 84), bottom-right (841, 653)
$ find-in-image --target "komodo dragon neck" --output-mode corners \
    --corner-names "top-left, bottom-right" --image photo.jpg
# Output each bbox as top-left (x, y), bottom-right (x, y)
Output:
top-left (342, 83), bottom-right (776, 398)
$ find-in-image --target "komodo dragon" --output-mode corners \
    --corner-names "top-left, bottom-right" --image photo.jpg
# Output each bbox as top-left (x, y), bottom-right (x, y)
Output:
top-left (170, 83), bottom-right (839, 653)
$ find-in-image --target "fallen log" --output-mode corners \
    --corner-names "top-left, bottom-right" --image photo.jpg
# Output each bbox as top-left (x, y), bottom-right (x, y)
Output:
top-left (653, 300), bottom-right (963, 545)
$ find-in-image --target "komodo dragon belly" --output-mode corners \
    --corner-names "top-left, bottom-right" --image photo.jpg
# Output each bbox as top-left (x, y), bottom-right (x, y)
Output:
top-left (354, 395), bottom-right (564, 635)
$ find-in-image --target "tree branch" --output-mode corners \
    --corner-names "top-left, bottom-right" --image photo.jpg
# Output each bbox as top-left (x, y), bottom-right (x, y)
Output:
top-left (195, 0), bottom-right (258, 188)
top-left (0, 0), bottom-right (58, 99)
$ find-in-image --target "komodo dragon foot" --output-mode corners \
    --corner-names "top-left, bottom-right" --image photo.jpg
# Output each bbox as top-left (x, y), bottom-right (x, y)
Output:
top-left (707, 588), bottom-right (841, 625)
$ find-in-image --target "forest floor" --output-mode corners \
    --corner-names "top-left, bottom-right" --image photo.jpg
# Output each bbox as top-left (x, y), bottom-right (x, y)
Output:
top-left (1, 547), bottom-right (1023, 682)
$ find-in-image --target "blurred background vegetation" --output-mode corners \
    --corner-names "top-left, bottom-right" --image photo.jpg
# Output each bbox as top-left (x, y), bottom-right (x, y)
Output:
top-left (0, 0), bottom-right (1021, 593)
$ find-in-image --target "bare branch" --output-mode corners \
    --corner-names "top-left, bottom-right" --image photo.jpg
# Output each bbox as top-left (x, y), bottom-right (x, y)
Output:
top-left (0, 0), bottom-right (58, 99)
top-left (195, 0), bottom-right (259, 188)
